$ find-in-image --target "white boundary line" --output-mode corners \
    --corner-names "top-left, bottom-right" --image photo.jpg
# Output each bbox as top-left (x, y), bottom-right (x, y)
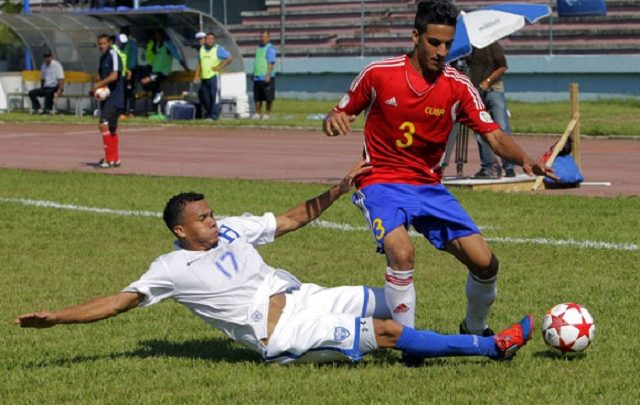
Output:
top-left (0, 196), bottom-right (637, 252)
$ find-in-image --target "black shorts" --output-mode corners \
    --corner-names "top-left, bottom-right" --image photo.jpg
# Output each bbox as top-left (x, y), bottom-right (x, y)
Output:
top-left (100, 102), bottom-right (121, 132)
top-left (253, 79), bottom-right (275, 102)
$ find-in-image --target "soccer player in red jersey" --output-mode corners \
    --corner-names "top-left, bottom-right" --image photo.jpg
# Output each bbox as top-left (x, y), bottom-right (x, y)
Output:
top-left (323, 0), bottom-right (555, 364)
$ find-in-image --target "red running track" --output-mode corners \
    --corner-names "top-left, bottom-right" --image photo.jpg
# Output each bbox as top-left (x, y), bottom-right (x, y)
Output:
top-left (0, 123), bottom-right (638, 197)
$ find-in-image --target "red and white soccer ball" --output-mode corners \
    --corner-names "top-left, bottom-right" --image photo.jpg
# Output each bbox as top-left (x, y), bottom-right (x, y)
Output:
top-left (542, 302), bottom-right (596, 355)
top-left (94, 86), bottom-right (110, 101)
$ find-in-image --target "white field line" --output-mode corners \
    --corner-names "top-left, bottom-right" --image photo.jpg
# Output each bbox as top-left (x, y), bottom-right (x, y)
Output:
top-left (1, 196), bottom-right (637, 252)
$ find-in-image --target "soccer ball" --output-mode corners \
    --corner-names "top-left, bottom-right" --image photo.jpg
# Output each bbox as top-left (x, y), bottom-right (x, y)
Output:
top-left (541, 302), bottom-right (596, 355)
top-left (94, 86), bottom-right (110, 101)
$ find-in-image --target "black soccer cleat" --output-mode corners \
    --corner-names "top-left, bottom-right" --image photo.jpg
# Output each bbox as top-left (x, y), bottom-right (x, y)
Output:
top-left (459, 319), bottom-right (495, 337)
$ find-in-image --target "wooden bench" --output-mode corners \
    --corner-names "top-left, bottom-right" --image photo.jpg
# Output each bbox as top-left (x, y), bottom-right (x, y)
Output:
top-left (57, 71), bottom-right (95, 116)
top-left (6, 70), bottom-right (95, 116)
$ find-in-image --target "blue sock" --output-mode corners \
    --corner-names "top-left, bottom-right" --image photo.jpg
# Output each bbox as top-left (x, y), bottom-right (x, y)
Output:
top-left (396, 326), bottom-right (498, 358)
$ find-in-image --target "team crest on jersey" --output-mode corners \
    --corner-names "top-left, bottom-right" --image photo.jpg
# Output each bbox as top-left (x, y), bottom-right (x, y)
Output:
top-left (334, 327), bottom-right (351, 341)
top-left (338, 95), bottom-right (350, 109)
top-left (480, 111), bottom-right (494, 123)
top-left (251, 310), bottom-right (263, 322)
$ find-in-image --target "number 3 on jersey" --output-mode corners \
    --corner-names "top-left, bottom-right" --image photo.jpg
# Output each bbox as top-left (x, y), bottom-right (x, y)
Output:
top-left (372, 218), bottom-right (386, 241)
top-left (397, 121), bottom-right (415, 148)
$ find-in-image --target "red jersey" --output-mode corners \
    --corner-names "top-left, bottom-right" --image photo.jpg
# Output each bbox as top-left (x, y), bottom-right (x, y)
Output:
top-left (335, 55), bottom-right (500, 187)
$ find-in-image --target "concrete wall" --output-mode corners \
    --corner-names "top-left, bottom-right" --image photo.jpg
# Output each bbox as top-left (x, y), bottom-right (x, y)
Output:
top-left (244, 54), bottom-right (640, 101)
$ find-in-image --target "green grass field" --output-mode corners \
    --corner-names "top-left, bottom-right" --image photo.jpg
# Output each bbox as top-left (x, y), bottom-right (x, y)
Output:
top-left (2, 169), bottom-right (639, 403)
top-left (2, 97), bottom-right (640, 136)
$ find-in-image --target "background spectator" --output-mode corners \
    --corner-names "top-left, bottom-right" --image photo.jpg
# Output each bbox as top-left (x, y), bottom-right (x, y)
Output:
top-left (252, 31), bottom-right (277, 120)
top-left (467, 42), bottom-right (516, 179)
top-left (194, 32), bottom-right (233, 120)
top-left (28, 50), bottom-right (64, 115)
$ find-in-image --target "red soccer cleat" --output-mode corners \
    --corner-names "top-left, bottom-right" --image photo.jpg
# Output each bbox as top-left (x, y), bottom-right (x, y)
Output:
top-left (493, 315), bottom-right (534, 360)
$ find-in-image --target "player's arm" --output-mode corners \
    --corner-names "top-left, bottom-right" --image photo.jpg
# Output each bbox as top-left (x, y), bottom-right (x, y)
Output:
top-left (214, 57), bottom-right (233, 72)
top-left (323, 65), bottom-right (373, 137)
top-left (93, 71), bottom-right (118, 91)
top-left (323, 110), bottom-right (357, 137)
top-left (481, 129), bottom-right (557, 179)
top-left (274, 160), bottom-right (371, 238)
top-left (15, 291), bottom-right (143, 329)
top-left (214, 48), bottom-right (233, 72)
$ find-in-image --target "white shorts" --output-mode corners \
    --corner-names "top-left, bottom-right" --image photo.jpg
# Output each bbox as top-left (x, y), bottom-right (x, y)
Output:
top-left (264, 283), bottom-right (390, 364)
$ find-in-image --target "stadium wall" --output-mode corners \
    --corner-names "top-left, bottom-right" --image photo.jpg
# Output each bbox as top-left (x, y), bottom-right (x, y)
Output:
top-left (245, 55), bottom-right (640, 102)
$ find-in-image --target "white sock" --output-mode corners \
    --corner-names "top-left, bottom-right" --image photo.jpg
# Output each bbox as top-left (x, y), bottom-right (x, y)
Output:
top-left (384, 267), bottom-right (415, 328)
top-left (464, 272), bottom-right (497, 334)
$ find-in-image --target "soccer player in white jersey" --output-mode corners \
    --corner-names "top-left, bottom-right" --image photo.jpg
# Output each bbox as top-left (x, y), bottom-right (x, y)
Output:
top-left (15, 163), bottom-right (532, 364)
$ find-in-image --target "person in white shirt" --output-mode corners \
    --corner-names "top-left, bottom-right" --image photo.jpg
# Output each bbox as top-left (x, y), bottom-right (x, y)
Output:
top-left (28, 50), bottom-right (65, 114)
top-left (15, 162), bottom-right (532, 364)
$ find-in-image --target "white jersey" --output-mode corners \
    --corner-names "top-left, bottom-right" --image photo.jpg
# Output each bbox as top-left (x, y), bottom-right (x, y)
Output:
top-left (123, 213), bottom-right (301, 356)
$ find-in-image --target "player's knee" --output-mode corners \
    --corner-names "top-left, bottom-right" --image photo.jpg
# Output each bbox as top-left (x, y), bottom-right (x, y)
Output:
top-left (470, 253), bottom-right (499, 279)
top-left (373, 319), bottom-right (403, 348)
top-left (386, 244), bottom-right (415, 269)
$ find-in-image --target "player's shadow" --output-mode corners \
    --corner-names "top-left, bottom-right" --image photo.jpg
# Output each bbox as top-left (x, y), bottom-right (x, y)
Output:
top-left (533, 350), bottom-right (587, 360)
top-left (131, 337), bottom-right (262, 362)
top-left (22, 337), bottom-right (261, 369)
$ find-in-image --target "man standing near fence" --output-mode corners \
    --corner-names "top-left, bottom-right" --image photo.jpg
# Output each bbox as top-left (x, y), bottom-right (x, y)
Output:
top-left (92, 34), bottom-right (125, 169)
top-left (28, 50), bottom-right (64, 115)
top-left (468, 43), bottom-right (516, 179)
top-left (252, 31), bottom-right (277, 120)
top-left (194, 32), bottom-right (233, 121)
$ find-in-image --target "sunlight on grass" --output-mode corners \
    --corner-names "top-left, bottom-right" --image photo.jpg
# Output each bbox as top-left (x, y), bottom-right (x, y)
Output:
top-left (1, 169), bottom-right (639, 402)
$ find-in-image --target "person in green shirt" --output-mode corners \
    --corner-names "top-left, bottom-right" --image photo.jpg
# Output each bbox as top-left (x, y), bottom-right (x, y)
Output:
top-left (193, 32), bottom-right (233, 120)
top-left (252, 31), bottom-right (277, 120)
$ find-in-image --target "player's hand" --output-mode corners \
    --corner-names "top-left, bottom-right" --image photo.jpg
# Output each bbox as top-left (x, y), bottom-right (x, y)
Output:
top-left (338, 160), bottom-right (372, 194)
top-left (264, 76), bottom-right (271, 84)
top-left (15, 311), bottom-right (59, 328)
top-left (523, 158), bottom-right (559, 181)
top-left (323, 110), bottom-right (356, 137)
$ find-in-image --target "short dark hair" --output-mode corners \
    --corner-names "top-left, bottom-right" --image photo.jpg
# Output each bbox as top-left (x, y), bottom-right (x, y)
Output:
top-left (206, 32), bottom-right (215, 37)
top-left (97, 33), bottom-right (110, 41)
top-left (163, 192), bottom-right (205, 234)
top-left (414, 0), bottom-right (459, 35)
top-left (43, 50), bottom-right (52, 58)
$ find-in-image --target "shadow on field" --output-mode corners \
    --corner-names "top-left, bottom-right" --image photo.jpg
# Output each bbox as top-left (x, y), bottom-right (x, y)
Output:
top-left (133, 337), bottom-right (261, 363)
top-left (22, 337), bottom-right (494, 369)
top-left (22, 337), bottom-right (261, 369)
top-left (533, 350), bottom-right (587, 360)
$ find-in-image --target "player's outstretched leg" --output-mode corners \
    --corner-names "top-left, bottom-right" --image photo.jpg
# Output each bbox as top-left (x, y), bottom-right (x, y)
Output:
top-left (373, 315), bottom-right (533, 363)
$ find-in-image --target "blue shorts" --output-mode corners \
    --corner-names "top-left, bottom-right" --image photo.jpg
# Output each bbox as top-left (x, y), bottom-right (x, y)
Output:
top-left (352, 183), bottom-right (480, 251)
